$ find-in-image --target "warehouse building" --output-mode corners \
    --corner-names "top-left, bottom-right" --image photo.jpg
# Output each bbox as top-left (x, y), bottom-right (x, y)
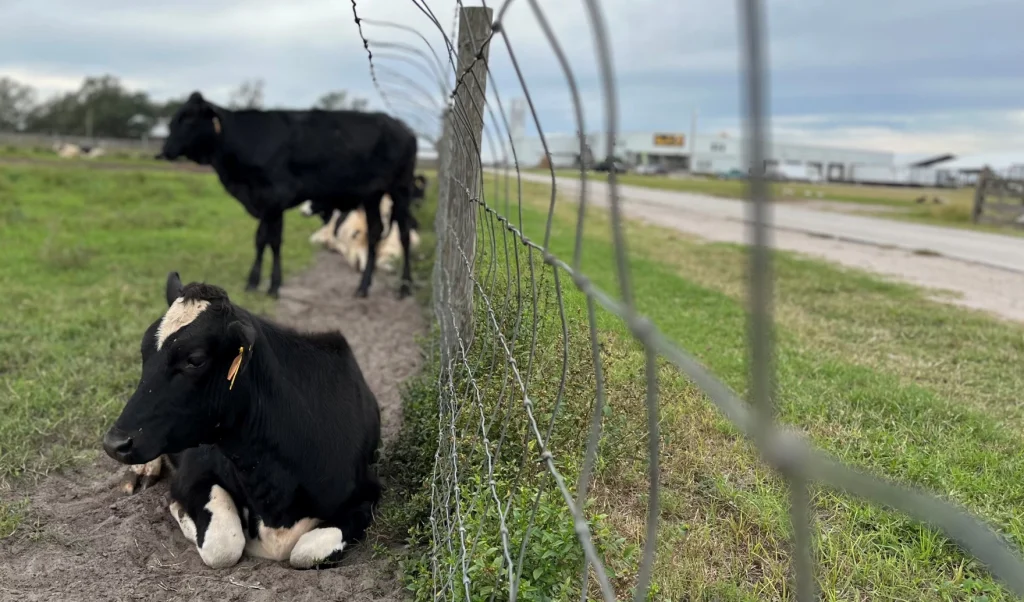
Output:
top-left (508, 127), bottom-right (1024, 189)
top-left (509, 129), bottom-right (896, 183)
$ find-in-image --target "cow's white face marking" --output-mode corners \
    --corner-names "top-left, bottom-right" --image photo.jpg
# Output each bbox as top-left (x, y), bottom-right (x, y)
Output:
top-left (197, 485), bottom-right (245, 568)
top-left (156, 298), bottom-right (209, 350)
top-left (244, 517), bottom-right (321, 562)
top-left (289, 527), bottom-right (346, 569)
top-left (298, 200), bottom-right (313, 216)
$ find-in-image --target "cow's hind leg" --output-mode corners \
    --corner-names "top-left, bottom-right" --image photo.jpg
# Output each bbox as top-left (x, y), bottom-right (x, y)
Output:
top-left (266, 211), bottom-right (285, 298)
top-left (391, 199), bottom-right (414, 299)
top-left (289, 526), bottom-right (348, 569)
top-left (290, 469), bottom-right (381, 569)
top-left (246, 218), bottom-right (270, 292)
top-left (354, 199), bottom-right (384, 298)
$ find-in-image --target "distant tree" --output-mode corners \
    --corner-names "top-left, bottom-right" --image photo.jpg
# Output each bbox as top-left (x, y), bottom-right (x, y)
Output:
top-left (157, 96), bottom-right (187, 118)
top-left (314, 90), bottom-right (368, 111)
top-left (24, 75), bottom-right (157, 138)
top-left (0, 77), bottom-right (37, 132)
top-left (228, 79), bottom-right (265, 110)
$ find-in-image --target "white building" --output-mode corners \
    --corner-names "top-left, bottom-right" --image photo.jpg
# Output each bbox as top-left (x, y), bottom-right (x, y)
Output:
top-left (510, 129), bottom-right (896, 183)
top-left (928, 152), bottom-right (1024, 186)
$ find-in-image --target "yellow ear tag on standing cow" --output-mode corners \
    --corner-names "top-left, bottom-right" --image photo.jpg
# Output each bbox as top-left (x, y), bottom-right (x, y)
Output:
top-left (227, 346), bottom-right (243, 390)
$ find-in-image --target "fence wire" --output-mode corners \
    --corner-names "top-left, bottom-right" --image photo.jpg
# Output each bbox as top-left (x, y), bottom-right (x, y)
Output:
top-left (350, 0), bottom-right (1024, 600)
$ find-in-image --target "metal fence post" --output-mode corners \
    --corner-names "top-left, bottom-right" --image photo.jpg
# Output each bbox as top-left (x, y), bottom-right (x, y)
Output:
top-left (434, 5), bottom-right (493, 367)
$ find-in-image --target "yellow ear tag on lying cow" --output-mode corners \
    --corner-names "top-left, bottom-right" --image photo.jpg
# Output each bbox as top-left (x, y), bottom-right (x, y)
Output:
top-left (227, 346), bottom-right (243, 390)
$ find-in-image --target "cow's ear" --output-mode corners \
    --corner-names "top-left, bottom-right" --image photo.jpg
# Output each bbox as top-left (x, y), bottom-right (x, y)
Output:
top-left (203, 104), bottom-right (221, 133)
top-left (225, 320), bottom-right (257, 383)
top-left (226, 320), bottom-right (256, 350)
top-left (165, 271), bottom-right (183, 306)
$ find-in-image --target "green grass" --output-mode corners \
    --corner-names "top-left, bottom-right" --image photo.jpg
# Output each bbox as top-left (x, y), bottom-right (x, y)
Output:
top-left (0, 144), bottom-right (161, 165)
top-left (0, 159), bottom-right (441, 541)
top-left (391, 175), bottom-right (1024, 600)
top-left (0, 162), bottom-right (317, 503)
top-left (526, 168), bottom-right (987, 229)
top-left (3, 155), bottom-right (1023, 599)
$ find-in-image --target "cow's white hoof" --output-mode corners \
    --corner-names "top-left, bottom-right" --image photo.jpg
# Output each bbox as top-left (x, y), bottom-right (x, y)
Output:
top-left (289, 527), bottom-right (346, 569)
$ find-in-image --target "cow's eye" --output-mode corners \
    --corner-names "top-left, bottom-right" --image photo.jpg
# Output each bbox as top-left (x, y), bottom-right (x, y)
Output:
top-left (185, 352), bottom-right (207, 369)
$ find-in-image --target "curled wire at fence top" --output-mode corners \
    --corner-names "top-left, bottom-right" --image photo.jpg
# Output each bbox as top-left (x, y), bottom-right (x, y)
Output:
top-left (350, 0), bottom-right (1024, 600)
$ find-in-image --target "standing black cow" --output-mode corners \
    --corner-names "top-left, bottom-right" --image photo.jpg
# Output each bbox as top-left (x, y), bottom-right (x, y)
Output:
top-left (156, 91), bottom-right (417, 299)
top-left (102, 272), bottom-right (382, 568)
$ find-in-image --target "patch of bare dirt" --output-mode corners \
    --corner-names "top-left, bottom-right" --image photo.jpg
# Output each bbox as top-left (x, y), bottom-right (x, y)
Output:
top-left (0, 251), bottom-right (426, 602)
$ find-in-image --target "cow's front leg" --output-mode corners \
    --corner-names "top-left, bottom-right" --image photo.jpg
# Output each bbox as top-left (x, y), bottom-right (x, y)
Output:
top-left (169, 484), bottom-right (245, 569)
top-left (246, 218), bottom-right (269, 292)
top-left (355, 202), bottom-right (384, 298)
top-left (266, 211), bottom-right (285, 298)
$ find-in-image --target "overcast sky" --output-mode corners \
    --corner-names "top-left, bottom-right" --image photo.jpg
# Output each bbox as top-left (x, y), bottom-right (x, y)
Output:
top-left (1, 0), bottom-right (1021, 156)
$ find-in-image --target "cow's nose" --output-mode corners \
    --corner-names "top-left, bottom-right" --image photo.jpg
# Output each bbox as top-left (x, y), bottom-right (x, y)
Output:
top-left (103, 429), bottom-right (134, 463)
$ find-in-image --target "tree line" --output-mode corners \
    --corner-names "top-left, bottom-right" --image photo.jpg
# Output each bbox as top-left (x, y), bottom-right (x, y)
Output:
top-left (0, 75), bottom-right (368, 139)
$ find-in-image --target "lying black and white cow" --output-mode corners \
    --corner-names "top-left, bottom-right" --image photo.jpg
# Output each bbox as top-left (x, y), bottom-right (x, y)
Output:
top-left (102, 272), bottom-right (382, 568)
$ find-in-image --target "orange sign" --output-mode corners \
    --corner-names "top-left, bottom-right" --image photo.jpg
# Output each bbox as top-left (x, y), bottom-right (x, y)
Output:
top-left (653, 133), bottom-right (685, 146)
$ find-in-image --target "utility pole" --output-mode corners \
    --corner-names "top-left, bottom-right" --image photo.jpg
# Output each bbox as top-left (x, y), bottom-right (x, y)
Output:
top-left (85, 105), bottom-right (94, 139)
top-left (690, 107), bottom-right (698, 173)
top-left (433, 5), bottom-right (493, 366)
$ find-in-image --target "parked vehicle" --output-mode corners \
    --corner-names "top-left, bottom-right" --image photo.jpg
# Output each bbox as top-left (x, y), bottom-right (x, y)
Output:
top-left (717, 168), bottom-right (746, 180)
top-left (593, 157), bottom-right (630, 173)
top-left (634, 163), bottom-right (668, 176)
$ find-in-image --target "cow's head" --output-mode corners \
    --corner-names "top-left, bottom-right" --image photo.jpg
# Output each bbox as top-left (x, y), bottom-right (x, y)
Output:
top-left (102, 272), bottom-right (257, 465)
top-left (157, 92), bottom-right (221, 164)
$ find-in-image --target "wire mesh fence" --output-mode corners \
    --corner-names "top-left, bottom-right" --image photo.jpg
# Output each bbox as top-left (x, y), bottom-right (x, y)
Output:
top-left (351, 0), bottom-right (1024, 599)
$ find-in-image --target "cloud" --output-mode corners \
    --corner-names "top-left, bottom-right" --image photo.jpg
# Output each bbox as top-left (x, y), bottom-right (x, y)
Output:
top-left (769, 112), bottom-right (1024, 154)
top-left (1, 0), bottom-right (1022, 155)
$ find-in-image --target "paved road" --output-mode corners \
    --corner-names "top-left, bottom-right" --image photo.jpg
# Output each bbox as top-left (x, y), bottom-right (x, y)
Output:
top-left (513, 171), bottom-right (1024, 274)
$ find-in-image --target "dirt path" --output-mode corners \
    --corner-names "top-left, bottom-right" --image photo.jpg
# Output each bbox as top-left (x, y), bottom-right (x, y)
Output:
top-left (622, 202), bottom-right (1024, 323)
top-left (511, 172), bottom-right (1024, 323)
top-left (0, 252), bottom-right (425, 602)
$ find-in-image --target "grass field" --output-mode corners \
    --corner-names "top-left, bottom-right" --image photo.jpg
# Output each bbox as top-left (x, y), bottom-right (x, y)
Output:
top-left (0, 144), bottom-right (162, 165)
top-left (526, 168), bottom-right (982, 228)
top-left (3, 158), bottom-right (1023, 599)
top-left (0, 161), bottom-right (315, 533)
top-left (389, 175), bottom-right (1024, 600)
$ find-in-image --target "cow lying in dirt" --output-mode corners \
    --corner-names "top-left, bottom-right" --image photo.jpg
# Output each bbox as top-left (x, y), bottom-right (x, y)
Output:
top-left (300, 197), bottom-right (421, 274)
top-left (103, 272), bottom-right (382, 569)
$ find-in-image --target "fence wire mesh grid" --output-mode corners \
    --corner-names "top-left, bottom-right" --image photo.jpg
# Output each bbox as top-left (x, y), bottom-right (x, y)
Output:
top-left (350, 0), bottom-right (1024, 599)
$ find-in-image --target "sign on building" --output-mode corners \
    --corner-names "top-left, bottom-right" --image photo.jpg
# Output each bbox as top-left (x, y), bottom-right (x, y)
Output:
top-left (653, 133), bottom-right (685, 146)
